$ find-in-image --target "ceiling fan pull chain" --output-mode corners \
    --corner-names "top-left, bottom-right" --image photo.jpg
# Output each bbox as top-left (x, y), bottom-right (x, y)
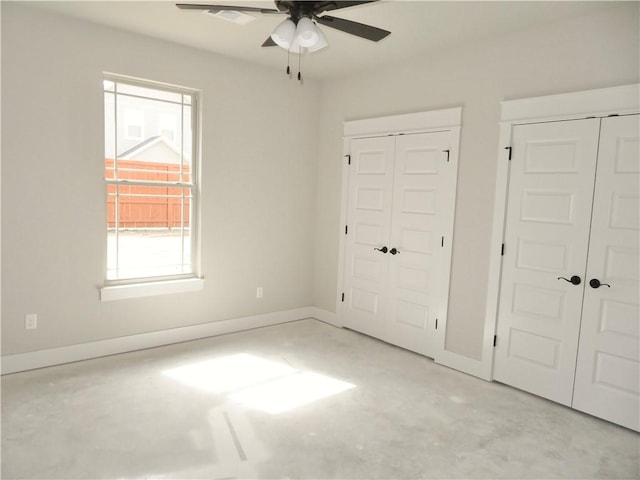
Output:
top-left (297, 46), bottom-right (302, 83)
top-left (286, 48), bottom-right (291, 77)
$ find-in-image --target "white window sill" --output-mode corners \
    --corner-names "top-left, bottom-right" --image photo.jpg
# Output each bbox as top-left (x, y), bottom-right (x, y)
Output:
top-left (100, 277), bottom-right (204, 302)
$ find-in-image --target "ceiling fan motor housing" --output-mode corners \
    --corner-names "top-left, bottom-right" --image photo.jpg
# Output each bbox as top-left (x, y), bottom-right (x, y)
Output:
top-left (275, 1), bottom-right (321, 23)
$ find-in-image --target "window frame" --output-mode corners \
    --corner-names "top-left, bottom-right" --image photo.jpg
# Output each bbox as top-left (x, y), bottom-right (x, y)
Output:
top-left (102, 73), bottom-right (201, 292)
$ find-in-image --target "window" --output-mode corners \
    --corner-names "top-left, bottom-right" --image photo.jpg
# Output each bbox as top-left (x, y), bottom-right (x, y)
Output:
top-left (103, 76), bottom-right (198, 283)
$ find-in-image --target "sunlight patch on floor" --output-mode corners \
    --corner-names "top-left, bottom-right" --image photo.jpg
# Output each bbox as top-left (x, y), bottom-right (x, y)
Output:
top-left (163, 353), bottom-right (295, 394)
top-left (163, 353), bottom-right (355, 414)
top-left (229, 371), bottom-right (355, 415)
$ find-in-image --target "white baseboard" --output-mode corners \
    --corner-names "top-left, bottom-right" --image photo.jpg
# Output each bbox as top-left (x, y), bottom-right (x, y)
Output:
top-left (435, 349), bottom-right (492, 381)
top-left (1, 306), bottom-right (492, 383)
top-left (1, 307), bottom-right (316, 375)
top-left (309, 307), bottom-right (341, 328)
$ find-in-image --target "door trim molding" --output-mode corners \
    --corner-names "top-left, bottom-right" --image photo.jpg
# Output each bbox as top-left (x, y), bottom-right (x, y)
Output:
top-left (484, 84), bottom-right (640, 381)
top-left (501, 84), bottom-right (639, 123)
top-left (344, 108), bottom-right (462, 138)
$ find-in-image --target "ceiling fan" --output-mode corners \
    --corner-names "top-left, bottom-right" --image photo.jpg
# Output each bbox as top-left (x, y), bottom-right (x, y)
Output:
top-left (176, 1), bottom-right (390, 58)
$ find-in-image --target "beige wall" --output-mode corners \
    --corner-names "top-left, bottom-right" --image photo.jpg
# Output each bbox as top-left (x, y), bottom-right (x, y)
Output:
top-left (313, 3), bottom-right (640, 360)
top-left (1, 4), bottom-right (320, 355)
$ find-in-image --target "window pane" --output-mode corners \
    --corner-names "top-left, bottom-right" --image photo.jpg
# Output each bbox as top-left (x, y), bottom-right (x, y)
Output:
top-left (159, 113), bottom-right (177, 144)
top-left (106, 184), bottom-right (192, 280)
top-left (111, 93), bottom-right (191, 183)
top-left (124, 108), bottom-right (144, 140)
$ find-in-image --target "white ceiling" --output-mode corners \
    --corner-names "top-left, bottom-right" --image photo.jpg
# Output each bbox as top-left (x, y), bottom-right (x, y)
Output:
top-left (27, 1), bottom-right (618, 79)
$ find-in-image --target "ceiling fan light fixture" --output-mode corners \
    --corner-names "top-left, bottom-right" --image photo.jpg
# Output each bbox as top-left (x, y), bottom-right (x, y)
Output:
top-left (271, 18), bottom-right (296, 49)
top-left (177, 0), bottom-right (391, 83)
top-left (295, 16), bottom-right (319, 48)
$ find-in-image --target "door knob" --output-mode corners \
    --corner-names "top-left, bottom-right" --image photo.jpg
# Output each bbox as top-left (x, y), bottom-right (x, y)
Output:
top-left (589, 278), bottom-right (611, 288)
top-left (389, 248), bottom-right (400, 255)
top-left (374, 246), bottom-right (388, 254)
top-left (557, 275), bottom-right (581, 285)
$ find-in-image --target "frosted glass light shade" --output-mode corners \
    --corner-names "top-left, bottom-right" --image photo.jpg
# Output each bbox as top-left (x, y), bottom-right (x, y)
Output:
top-left (271, 18), bottom-right (296, 49)
top-left (307, 25), bottom-right (328, 52)
top-left (289, 33), bottom-right (302, 53)
top-left (295, 17), bottom-right (319, 47)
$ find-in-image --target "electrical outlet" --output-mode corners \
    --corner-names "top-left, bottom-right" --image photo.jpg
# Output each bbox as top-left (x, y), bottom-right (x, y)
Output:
top-left (256, 287), bottom-right (263, 299)
top-left (25, 313), bottom-right (38, 330)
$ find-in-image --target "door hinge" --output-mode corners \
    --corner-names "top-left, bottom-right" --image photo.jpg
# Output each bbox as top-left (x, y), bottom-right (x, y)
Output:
top-left (435, 318), bottom-right (438, 330)
top-left (443, 149), bottom-right (450, 162)
top-left (341, 292), bottom-right (345, 302)
top-left (345, 225), bottom-right (348, 235)
top-left (493, 335), bottom-right (497, 347)
top-left (505, 146), bottom-right (512, 161)
top-left (345, 154), bottom-right (351, 165)
top-left (501, 243), bottom-right (505, 256)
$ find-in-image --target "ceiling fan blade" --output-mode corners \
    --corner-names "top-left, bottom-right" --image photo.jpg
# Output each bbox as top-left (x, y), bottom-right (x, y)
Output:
top-left (262, 36), bottom-right (277, 47)
top-left (315, 15), bottom-right (390, 42)
top-left (176, 4), bottom-right (281, 14)
top-left (314, 1), bottom-right (378, 14)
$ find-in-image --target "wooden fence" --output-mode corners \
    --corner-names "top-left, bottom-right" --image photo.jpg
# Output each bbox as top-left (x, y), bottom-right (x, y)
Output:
top-left (105, 159), bottom-right (191, 228)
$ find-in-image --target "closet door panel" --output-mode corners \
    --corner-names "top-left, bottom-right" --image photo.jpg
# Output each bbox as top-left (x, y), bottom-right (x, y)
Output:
top-left (386, 132), bottom-right (451, 357)
top-left (573, 114), bottom-right (640, 431)
top-left (342, 136), bottom-right (395, 339)
top-left (493, 119), bottom-right (600, 405)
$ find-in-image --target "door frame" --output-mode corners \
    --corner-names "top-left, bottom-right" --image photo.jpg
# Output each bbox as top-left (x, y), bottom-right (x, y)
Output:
top-left (485, 84), bottom-right (640, 381)
top-left (336, 107), bottom-right (462, 357)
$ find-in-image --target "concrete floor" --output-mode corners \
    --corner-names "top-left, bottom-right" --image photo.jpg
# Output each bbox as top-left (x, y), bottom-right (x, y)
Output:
top-left (2, 319), bottom-right (638, 479)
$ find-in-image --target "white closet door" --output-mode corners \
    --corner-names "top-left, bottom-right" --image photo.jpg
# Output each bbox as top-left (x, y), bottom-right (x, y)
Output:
top-left (342, 136), bottom-right (395, 339)
top-left (493, 118), bottom-right (600, 406)
top-left (573, 114), bottom-right (640, 430)
top-left (385, 132), bottom-right (452, 357)
top-left (343, 131), bottom-right (455, 357)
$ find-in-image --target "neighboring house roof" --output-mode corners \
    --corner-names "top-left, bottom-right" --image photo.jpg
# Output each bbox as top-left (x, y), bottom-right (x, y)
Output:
top-left (118, 135), bottom-right (162, 158)
top-left (118, 136), bottom-right (185, 165)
